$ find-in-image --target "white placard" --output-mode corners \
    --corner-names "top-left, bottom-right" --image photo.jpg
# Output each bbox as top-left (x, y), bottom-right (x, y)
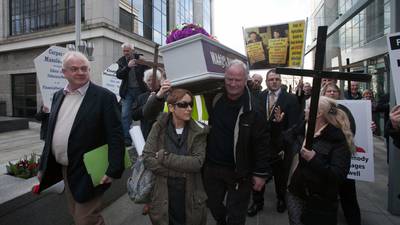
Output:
top-left (387, 32), bottom-right (400, 103)
top-left (101, 63), bottom-right (121, 101)
top-left (129, 126), bottom-right (145, 156)
top-left (33, 46), bottom-right (68, 111)
top-left (338, 100), bottom-right (375, 182)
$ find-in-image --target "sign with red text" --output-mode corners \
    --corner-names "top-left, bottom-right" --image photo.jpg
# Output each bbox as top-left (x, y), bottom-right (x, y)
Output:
top-left (338, 100), bottom-right (374, 182)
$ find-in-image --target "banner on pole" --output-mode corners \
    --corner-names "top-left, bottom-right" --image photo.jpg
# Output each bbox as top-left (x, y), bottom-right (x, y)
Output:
top-left (243, 20), bottom-right (306, 70)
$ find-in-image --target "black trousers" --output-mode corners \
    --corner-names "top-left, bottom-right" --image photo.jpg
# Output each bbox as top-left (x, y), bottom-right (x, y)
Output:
top-left (251, 159), bottom-right (286, 205)
top-left (203, 163), bottom-right (251, 225)
top-left (339, 178), bottom-right (361, 225)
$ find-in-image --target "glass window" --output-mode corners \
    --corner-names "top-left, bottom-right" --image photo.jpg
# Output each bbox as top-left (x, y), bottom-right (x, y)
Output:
top-left (9, 0), bottom-right (84, 36)
top-left (203, 0), bottom-right (211, 33)
top-left (176, 0), bottom-right (193, 25)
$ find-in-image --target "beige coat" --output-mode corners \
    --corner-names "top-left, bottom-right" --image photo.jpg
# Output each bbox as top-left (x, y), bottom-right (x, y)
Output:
top-left (143, 113), bottom-right (208, 225)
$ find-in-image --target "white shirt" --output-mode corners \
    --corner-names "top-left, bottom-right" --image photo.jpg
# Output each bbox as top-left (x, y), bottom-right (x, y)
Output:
top-left (52, 82), bottom-right (89, 165)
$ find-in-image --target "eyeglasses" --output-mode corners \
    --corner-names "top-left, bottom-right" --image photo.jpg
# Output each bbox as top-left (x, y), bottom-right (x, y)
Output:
top-left (66, 66), bottom-right (89, 73)
top-left (174, 101), bottom-right (193, 109)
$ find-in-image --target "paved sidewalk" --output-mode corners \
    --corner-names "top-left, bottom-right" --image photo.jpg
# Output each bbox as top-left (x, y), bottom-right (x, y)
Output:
top-left (1, 122), bottom-right (400, 224)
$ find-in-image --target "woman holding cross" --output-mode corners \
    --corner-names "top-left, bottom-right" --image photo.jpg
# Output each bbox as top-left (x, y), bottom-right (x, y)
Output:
top-left (280, 96), bottom-right (353, 225)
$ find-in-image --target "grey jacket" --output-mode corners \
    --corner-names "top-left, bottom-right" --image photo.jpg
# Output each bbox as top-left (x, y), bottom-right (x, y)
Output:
top-left (143, 113), bottom-right (208, 225)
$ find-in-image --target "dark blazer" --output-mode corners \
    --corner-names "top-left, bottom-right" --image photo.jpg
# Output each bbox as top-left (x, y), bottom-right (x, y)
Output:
top-left (38, 82), bottom-right (125, 203)
top-left (116, 56), bottom-right (149, 98)
top-left (260, 88), bottom-right (301, 135)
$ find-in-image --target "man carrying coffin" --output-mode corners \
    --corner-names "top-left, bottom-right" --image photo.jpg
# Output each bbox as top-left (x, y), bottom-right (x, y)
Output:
top-left (203, 60), bottom-right (272, 225)
top-left (37, 51), bottom-right (125, 225)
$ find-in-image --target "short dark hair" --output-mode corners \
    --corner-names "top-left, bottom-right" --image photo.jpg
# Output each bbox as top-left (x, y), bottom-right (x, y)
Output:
top-left (166, 88), bottom-right (193, 105)
top-left (266, 68), bottom-right (280, 79)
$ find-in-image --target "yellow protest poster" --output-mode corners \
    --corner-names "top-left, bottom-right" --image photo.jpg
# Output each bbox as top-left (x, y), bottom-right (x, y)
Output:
top-left (288, 21), bottom-right (305, 67)
top-left (268, 38), bottom-right (288, 65)
top-left (246, 42), bottom-right (266, 65)
top-left (243, 20), bottom-right (305, 69)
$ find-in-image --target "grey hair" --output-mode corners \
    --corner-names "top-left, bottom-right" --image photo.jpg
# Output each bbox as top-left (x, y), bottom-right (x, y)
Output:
top-left (143, 69), bottom-right (162, 82)
top-left (225, 59), bottom-right (249, 78)
top-left (62, 51), bottom-right (90, 69)
top-left (121, 42), bottom-right (135, 49)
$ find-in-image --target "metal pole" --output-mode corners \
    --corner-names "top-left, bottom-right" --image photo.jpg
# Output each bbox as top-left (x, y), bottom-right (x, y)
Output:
top-left (75, 0), bottom-right (81, 48)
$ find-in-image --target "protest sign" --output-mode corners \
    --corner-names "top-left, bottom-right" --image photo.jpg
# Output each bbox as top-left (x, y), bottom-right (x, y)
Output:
top-left (102, 63), bottom-right (121, 101)
top-left (34, 46), bottom-right (68, 111)
top-left (338, 100), bottom-right (375, 182)
top-left (243, 20), bottom-right (305, 69)
top-left (387, 32), bottom-right (400, 103)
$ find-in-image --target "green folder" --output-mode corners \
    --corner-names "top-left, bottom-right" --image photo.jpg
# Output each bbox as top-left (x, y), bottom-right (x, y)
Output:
top-left (83, 145), bottom-right (132, 186)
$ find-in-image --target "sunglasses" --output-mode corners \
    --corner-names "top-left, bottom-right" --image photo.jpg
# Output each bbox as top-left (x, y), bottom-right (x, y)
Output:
top-left (174, 101), bottom-right (193, 109)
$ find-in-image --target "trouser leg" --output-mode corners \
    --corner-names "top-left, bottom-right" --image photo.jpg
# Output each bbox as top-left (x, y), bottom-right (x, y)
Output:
top-left (203, 164), bottom-right (228, 225)
top-left (339, 179), bottom-right (361, 225)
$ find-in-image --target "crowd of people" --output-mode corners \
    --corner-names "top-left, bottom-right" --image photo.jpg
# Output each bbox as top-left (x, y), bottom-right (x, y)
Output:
top-left (35, 43), bottom-right (400, 225)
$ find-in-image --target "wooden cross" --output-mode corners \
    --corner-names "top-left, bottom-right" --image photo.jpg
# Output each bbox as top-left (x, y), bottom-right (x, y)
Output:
top-left (276, 26), bottom-right (372, 149)
top-left (135, 44), bottom-right (164, 90)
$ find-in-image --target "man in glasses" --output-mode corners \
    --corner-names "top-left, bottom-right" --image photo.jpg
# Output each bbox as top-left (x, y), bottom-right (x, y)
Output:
top-left (37, 51), bottom-right (125, 225)
top-left (203, 60), bottom-right (271, 225)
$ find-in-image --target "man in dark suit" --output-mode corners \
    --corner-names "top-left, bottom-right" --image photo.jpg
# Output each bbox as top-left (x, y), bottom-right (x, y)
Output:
top-left (248, 68), bottom-right (301, 216)
top-left (38, 51), bottom-right (125, 225)
top-left (116, 43), bottom-right (149, 146)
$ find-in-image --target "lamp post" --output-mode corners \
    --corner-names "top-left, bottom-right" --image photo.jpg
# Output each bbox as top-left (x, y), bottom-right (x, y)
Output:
top-left (67, 0), bottom-right (94, 61)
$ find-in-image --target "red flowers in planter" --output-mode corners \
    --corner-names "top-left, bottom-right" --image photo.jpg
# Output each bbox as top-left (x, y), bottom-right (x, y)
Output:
top-left (6, 153), bottom-right (39, 179)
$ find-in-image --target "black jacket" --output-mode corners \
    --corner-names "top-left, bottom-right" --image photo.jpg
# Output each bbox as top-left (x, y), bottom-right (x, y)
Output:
top-left (132, 91), bottom-right (156, 140)
top-left (286, 122), bottom-right (351, 202)
top-left (38, 82), bottom-right (125, 203)
top-left (205, 87), bottom-right (272, 180)
top-left (35, 106), bottom-right (49, 140)
top-left (116, 56), bottom-right (148, 98)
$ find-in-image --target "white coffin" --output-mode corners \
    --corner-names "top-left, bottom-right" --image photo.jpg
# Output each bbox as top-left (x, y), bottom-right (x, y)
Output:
top-left (159, 33), bottom-right (248, 94)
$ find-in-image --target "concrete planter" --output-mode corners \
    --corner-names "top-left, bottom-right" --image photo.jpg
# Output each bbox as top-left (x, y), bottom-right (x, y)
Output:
top-left (159, 33), bottom-right (248, 94)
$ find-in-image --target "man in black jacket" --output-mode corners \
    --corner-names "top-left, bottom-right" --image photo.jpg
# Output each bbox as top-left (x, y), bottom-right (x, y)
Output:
top-left (248, 69), bottom-right (301, 216)
top-left (116, 43), bottom-right (149, 146)
top-left (38, 51), bottom-right (125, 225)
top-left (203, 60), bottom-right (272, 225)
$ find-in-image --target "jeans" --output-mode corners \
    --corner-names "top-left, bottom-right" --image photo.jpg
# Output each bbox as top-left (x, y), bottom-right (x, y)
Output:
top-left (121, 87), bottom-right (143, 141)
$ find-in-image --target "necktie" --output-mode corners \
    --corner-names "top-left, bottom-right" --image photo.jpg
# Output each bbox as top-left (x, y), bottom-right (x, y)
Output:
top-left (268, 92), bottom-right (276, 115)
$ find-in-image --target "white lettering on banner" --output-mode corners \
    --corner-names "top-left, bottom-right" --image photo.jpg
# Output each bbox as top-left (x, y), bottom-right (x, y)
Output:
top-left (397, 38), bottom-right (400, 46)
top-left (210, 51), bottom-right (236, 68)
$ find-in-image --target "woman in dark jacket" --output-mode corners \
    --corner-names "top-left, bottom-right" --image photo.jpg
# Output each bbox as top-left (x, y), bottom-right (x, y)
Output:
top-left (143, 88), bottom-right (208, 225)
top-left (285, 96), bottom-right (353, 225)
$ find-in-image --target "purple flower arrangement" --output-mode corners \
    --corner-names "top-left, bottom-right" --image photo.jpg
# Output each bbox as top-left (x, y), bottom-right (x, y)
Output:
top-left (166, 23), bottom-right (216, 44)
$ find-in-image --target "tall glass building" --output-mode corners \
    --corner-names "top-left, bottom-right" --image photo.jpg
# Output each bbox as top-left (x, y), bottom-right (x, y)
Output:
top-left (0, 0), bottom-right (213, 117)
top-left (305, 0), bottom-right (399, 133)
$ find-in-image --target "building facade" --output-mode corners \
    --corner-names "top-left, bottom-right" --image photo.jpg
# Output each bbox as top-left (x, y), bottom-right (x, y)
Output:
top-left (0, 0), bottom-right (213, 117)
top-left (305, 0), bottom-right (399, 133)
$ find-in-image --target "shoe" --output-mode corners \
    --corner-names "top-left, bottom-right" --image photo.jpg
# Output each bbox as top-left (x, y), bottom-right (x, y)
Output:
top-left (247, 203), bottom-right (263, 217)
top-left (276, 199), bottom-right (286, 213)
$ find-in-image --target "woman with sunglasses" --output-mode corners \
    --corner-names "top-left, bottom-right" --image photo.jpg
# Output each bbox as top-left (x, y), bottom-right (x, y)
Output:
top-left (143, 88), bottom-right (208, 225)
